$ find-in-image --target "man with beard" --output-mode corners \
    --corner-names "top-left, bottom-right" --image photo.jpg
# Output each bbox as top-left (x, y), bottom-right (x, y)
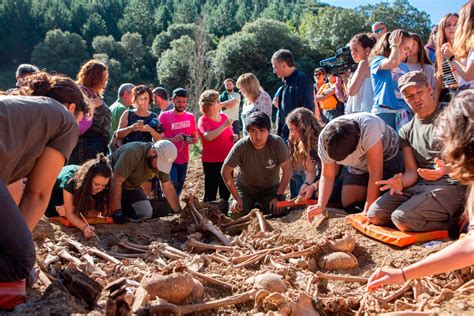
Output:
top-left (219, 78), bottom-right (241, 134)
top-left (367, 71), bottom-right (466, 232)
top-left (109, 140), bottom-right (181, 221)
top-left (159, 88), bottom-right (198, 196)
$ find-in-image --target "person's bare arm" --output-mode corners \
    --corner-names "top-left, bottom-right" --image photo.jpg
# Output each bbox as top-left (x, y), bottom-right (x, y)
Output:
top-left (379, 30), bottom-right (403, 70)
top-left (116, 111), bottom-right (138, 139)
top-left (364, 140), bottom-right (384, 211)
top-left (109, 172), bottom-right (125, 212)
top-left (161, 180), bottom-right (181, 213)
top-left (63, 190), bottom-right (95, 238)
top-left (442, 43), bottom-right (474, 82)
top-left (347, 60), bottom-right (370, 96)
top-left (307, 162), bottom-right (339, 223)
top-left (201, 118), bottom-right (232, 142)
top-left (19, 147), bottom-right (65, 231)
top-left (222, 164), bottom-right (243, 212)
top-left (220, 99), bottom-right (238, 110)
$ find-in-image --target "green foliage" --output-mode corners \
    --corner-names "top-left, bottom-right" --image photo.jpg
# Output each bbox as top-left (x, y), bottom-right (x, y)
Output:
top-left (299, 7), bottom-right (369, 57)
top-left (118, 0), bottom-right (157, 44)
top-left (173, 0), bottom-right (199, 24)
top-left (156, 35), bottom-right (195, 91)
top-left (154, 5), bottom-right (172, 34)
top-left (81, 13), bottom-right (108, 49)
top-left (357, 0), bottom-right (431, 41)
top-left (151, 23), bottom-right (195, 58)
top-left (203, 0), bottom-right (239, 38)
top-left (212, 18), bottom-right (317, 95)
top-left (31, 29), bottom-right (89, 77)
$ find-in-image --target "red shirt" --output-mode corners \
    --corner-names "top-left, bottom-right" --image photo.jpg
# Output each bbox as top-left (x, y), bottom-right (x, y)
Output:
top-left (159, 110), bottom-right (197, 164)
top-left (198, 113), bottom-right (234, 163)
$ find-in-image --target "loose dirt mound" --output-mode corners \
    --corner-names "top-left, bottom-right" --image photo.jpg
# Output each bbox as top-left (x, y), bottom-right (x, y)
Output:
top-left (9, 159), bottom-right (474, 315)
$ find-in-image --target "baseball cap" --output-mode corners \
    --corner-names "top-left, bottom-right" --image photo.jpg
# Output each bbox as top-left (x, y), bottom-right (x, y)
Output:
top-left (152, 140), bottom-right (177, 174)
top-left (398, 71), bottom-right (429, 93)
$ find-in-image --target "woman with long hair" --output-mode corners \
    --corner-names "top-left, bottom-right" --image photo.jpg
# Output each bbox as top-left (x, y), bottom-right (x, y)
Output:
top-left (236, 73), bottom-right (272, 135)
top-left (285, 108), bottom-right (324, 200)
top-left (406, 33), bottom-right (436, 87)
top-left (369, 29), bottom-right (413, 130)
top-left (45, 154), bottom-right (112, 238)
top-left (441, 2), bottom-right (474, 88)
top-left (116, 85), bottom-right (163, 145)
top-left (0, 71), bottom-right (86, 282)
top-left (346, 33), bottom-right (376, 114)
top-left (197, 90), bottom-right (235, 204)
top-left (424, 25), bottom-right (438, 64)
top-left (367, 90), bottom-right (474, 291)
top-left (433, 13), bottom-right (459, 102)
top-left (70, 59), bottom-right (111, 164)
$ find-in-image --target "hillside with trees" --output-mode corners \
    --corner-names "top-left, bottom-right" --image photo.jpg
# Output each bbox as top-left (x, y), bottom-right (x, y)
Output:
top-left (0, 0), bottom-right (431, 110)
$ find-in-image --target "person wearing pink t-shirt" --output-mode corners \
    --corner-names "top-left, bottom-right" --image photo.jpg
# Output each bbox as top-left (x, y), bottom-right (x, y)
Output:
top-left (197, 90), bottom-right (237, 204)
top-left (159, 88), bottom-right (197, 195)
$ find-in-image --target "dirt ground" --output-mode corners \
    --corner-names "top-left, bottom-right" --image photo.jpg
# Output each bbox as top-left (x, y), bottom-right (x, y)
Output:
top-left (9, 158), bottom-right (474, 315)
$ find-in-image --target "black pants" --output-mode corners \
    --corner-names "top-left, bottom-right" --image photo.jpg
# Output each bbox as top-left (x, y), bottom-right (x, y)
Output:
top-left (0, 180), bottom-right (36, 282)
top-left (203, 162), bottom-right (230, 202)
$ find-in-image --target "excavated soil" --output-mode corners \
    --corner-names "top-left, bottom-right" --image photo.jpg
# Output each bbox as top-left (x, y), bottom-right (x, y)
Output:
top-left (8, 158), bottom-right (474, 315)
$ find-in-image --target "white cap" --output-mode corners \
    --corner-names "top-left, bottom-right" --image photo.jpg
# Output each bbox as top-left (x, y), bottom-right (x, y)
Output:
top-left (152, 140), bottom-right (177, 174)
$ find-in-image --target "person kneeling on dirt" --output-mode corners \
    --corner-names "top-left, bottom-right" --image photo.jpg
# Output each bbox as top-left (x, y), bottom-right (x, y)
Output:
top-left (307, 111), bottom-right (402, 223)
top-left (221, 111), bottom-right (292, 218)
top-left (109, 140), bottom-right (181, 222)
top-left (367, 71), bottom-right (466, 232)
top-left (44, 154), bottom-right (113, 238)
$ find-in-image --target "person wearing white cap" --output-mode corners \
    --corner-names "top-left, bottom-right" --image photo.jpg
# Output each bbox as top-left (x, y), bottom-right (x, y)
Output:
top-left (109, 140), bottom-right (180, 222)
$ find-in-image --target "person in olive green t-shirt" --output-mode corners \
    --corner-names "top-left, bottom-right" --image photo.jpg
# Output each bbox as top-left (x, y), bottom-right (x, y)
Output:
top-left (367, 71), bottom-right (466, 232)
top-left (222, 111), bottom-right (292, 218)
top-left (109, 140), bottom-right (181, 221)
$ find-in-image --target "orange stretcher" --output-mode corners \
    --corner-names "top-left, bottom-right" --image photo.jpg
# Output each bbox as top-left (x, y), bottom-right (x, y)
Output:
top-left (50, 216), bottom-right (113, 227)
top-left (276, 199), bottom-right (318, 208)
top-left (347, 214), bottom-right (449, 247)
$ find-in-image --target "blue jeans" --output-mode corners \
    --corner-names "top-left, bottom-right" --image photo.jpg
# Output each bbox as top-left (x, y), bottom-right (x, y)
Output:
top-left (290, 170), bottom-right (305, 198)
top-left (170, 162), bottom-right (188, 195)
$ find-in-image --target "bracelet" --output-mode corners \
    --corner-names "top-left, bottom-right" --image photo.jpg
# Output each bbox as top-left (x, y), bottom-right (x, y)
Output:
top-left (390, 43), bottom-right (399, 48)
top-left (400, 268), bottom-right (407, 282)
top-left (304, 182), bottom-right (312, 186)
top-left (449, 55), bottom-right (455, 62)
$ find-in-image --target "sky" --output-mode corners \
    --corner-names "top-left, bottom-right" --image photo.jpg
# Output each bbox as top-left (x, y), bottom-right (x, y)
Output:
top-left (324, 0), bottom-right (467, 25)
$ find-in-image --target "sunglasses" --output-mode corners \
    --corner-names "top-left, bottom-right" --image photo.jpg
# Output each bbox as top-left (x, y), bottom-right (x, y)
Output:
top-left (314, 73), bottom-right (324, 77)
top-left (374, 28), bottom-right (385, 34)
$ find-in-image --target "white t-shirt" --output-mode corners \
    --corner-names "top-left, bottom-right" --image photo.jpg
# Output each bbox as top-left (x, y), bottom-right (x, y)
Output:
top-left (459, 48), bottom-right (474, 88)
top-left (346, 77), bottom-right (374, 114)
top-left (318, 112), bottom-right (399, 174)
top-left (221, 91), bottom-right (241, 121)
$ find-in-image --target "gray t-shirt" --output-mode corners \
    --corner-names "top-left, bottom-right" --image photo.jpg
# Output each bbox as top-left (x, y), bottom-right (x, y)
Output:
top-left (318, 113), bottom-right (399, 174)
top-left (224, 134), bottom-right (289, 190)
top-left (0, 96), bottom-right (79, 184)
top-left (399, 104), bottom-right (453, 185)
top-left (111, 141), bottom-right (169, 190)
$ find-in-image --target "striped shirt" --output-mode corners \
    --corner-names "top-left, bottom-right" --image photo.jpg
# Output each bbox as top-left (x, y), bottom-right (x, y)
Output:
top-left (442, 59), bottom-right (458, 87)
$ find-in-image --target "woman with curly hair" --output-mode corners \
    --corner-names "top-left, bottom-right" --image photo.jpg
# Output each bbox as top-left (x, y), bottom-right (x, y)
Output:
top-left (367, 90), bottom-right (474, 291)
top-left (45, 154), bottom-right (113, 238)
top-left (116, 85), bottom-right (163, 145)
top-left (70, 59), bottom-right (111, 164)
top-left (0, 71), bottom-right (86, 282)
top-left (285, 108), bottom-right (324, 200)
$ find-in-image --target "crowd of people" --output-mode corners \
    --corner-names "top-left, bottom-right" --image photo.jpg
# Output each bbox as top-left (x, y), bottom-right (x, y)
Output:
top-left (0, 1), bottom-right (472, 305)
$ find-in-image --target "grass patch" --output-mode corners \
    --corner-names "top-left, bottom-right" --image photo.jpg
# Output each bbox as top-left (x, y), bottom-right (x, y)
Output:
top-left (190, 141), bottom-right (202, 160)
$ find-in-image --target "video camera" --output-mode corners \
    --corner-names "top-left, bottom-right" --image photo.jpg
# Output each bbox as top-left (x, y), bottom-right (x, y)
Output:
top-left (320, 47), bottom-right (357, 76)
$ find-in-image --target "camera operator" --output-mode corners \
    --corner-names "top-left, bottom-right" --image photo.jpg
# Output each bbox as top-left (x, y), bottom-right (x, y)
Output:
top-left (346, 33), bottom-right (377, 114)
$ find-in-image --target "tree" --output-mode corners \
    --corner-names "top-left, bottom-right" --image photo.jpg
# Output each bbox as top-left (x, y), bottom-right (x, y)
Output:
top-left (151, 23), bottom-right (195, 58)
top-left (156, 35), bottom-right (195, 92)
top-left (173, 0), bottom-right (198, 24)
top-left (0, 0), bottom-right (37, 63)
top-left (31, 29), bottom-right (89, 77)
top-left (154, 5), bottom-right (172, 34)
top-left (203, 0), bottom-right (239, 38)
top-left (81, 13), bottom-right (108, 49)
top-left (212, 18), bottom-right (317, 95)
top-left (357, 0), bottom-right (431, 41)
top-left (31, 0), bottom-right (73, 34)
top-left (117, 0), bottom-right (157, 44)
top-left (299, 7), bottom-right (369, 57)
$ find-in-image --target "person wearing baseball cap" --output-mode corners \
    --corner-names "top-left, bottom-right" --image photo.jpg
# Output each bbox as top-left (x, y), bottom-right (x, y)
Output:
top-left (109, 140), bottom-right (181, 222)
top-left (367, 71), bottom-right (466, 233)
